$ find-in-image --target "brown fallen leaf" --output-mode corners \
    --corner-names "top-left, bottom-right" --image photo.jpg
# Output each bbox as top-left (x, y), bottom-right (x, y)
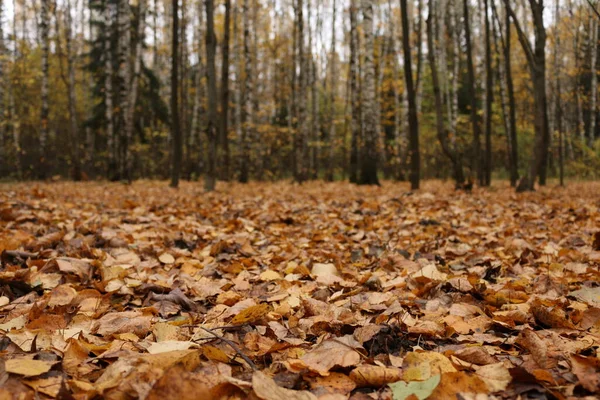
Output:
top-left (453, 346), bottom-right (497, 366)
top-left (23, 376), bottom-right (63, 397)
top-left (92, 310), bottom-right (153, 337)
top-left (349, 364), bottom-right (403, 387)
top-left (516, 329), bottom-right (557, 369)
top-left (145, 364), bottom-right (213, 400)
top-left (571, 354), bottom-right (600, 392)
top-left (5, 359), bottom-right (56, 377)
top-left (252, 371), bottom-right (317, 400)
top-left (230, 303), bottom-right (270, 324)
top-left (306, 372), bottom-right (357, 396)
top-left (531, 299), bottom-right (576, 329)
top-left (402, 351), bottom-right (457, 381)
top-left (474, 362), bottom-right (512, 392)
top-left (287, 335), bottom-right (362, 376)
top-left (428, 371), bottom-right (489, 398)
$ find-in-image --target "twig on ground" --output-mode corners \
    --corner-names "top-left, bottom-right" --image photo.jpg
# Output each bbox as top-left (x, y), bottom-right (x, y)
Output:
top-left (198, 326), bottom-right (258, 370)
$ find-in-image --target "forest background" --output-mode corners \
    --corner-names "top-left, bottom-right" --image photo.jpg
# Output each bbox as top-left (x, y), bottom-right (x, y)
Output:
top-left (0, 0), bottom-right (599, 191)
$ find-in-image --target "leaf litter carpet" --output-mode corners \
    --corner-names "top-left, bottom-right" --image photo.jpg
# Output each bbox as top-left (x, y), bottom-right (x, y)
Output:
top-left (1, 181), bottom-right (600, 400)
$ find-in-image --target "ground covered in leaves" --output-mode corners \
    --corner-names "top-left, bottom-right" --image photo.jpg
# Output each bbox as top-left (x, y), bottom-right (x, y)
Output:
top-left (1, 181), bottom-right (600, 400)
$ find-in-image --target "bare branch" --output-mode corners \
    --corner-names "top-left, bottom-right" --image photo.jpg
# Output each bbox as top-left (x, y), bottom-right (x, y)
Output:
top-left (587, 0), bottom-right (600, 20)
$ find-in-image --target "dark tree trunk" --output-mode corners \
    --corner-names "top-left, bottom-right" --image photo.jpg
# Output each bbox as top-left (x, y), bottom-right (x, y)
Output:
top-left (401, 0), bottom-right (419, 189)
top-left (463, 0), bottom-right (482, 185)
top-left (349, 0), bottom-right (360, 183)
top-left (358, 0), bottom-right (380, 185)
top-left (504, 3), bottom-right (519, 187)
top-left (220, 0), bottom-right (231, 180)
top-left (483, 0), bottom-right (493, 186)
top-left (170, 0), bottom-right (182, 188)
top-left (205, 0), bottom-right (218, 191)
top-left (427, 1), bottom-right (465, 187)
top-left (505, 0), bottom-right (549, 191)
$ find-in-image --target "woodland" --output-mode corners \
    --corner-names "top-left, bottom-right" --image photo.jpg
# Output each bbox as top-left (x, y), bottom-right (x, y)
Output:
top-left (1, 0), bottom-right (600, 399)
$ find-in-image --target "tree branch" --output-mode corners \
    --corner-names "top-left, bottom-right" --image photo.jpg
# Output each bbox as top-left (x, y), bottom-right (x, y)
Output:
top-left (502, 0), bottom-right (536, 69)
top-left (587, 0), bottom-right (600, 20)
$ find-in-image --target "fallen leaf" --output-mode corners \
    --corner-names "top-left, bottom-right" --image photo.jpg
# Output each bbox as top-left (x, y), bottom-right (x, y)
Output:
top-left (5, 359), bottom-right (55, 377)
top-left (402, 351), bottom-right (457, 381)
top-left (158, 253), bottom-right (175, 264)
top-left (388, 374), bottom-right (440, 400)
top-left (230, 303), bottom-right (270, 324)
top-left (474, 362), bottom-right (512, 392)
top-left (252, 371), bottom-right (317, 400)
top-left (349, 364), bottom-right (403, 387)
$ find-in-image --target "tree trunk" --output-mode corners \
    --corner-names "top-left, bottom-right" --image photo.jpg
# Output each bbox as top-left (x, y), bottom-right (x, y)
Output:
top-left (205, 0), bottom-right (218, 191)
top-left (65, 0), bottom-right (81, 181)
top-left (463, 0), bottom-right (482, 185)
top-left (358, 0), bottom-right (380, 185)
top-left (117, 0), bottom-right (131, 181)
top-left (39, 0), bottom-right (50, 179)
top-left (483, 0), bottom-right (492, 186)
top-left (554, 0), bottom-right (563, 186)
top-left (401, 0), bottom-right (419, 189)
top-left (190, 0), bottom-right (205, 176)
top-left (325, 0), bottom-right (337, 181)
top-left (233, 0), bottom-right (242, 178)
top-left (0, 0), bottom-right (4, 172)
top-left (127, 0), bottom-right (146, 181)
top-left (104, 2), bottom-right (115, 179)
top-left (589, 17), bottom-right (598, 146)
top-left (349, 0), bottom-right (360, 183)
top-left (239, 0), bottom-right (252, 183)
top-left (427, 0), bottom-right (464, 186)
top-left (170, 0), bottom-right (182, 187)
top-left (491, 0), bottom-right (518, 186)
top-left (295, 0), bottom-right (308, 183)
top-left (220, 0), bottom-right (231, 180)
top-left (504, 2), bottom-right (519, 187)
top-left (504, 0), bottom-right (549, 191)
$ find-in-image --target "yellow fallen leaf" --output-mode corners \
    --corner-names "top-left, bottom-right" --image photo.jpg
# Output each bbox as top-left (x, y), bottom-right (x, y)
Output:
top-left (5, 359), bottom-right (55, 377)
top-left (474, 363), bottom-right (512, 392)
top-left (402, 351), bottom-right (457, 381)
top-left (159, 253), bottom-right (175, 264)
top-left (230, 303), bottom-right (270, 324)
top-left (259, 270), bottom-right (282, 281)
top-left (350, 364), bottom-right (403, 387)
top-left (252, 371), bottom-right (317, 400)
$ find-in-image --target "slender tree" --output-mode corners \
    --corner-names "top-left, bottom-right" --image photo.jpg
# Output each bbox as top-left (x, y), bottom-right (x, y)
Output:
top-left (427, 0), bottom-right (465, 186)
top-left (325, 0), bottom-right (337, 181)
top-left (39, 0), bottom-right (50, 178)
top-left (358, 0), bottom-right (380, 185)
top-left (463, 0), bottom-right (482, 185)
top-left (117, 0), bottom-right (131, 180)
top-left (239, 0), bottom-right (252, 183)
top-left (220, 0), bottom-right (232, 179)
top-left (504, 0), bottom-right (550, 191)
top-left (205, 0), bottom-right (218, 191)
top-left (589, 17), bottom-right (598, 146)
top-left (170, 0), bottom-right (182, 187)
top-left (555, 0), bottom-right (564, 185)
top-left (483, 0), bottom-right (493, 186)
top-left (401, 0), bottom-right (419, 189)
top-left (349, 0), bottom-right (360, 183)
top-left (295, 0), bottom-right (308, 182)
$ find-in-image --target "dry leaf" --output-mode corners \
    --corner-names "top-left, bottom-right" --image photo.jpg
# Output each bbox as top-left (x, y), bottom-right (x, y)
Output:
top-left (252, 371), bottom-right (317, 400)
top-left (349, 364), bottom-right (403, 387)
top-left (402, 351), bottom-right (457, 381)
top-left (5, 359), bottom-right (55, 377)
top-left (230, 303), bottom-right (270, 324)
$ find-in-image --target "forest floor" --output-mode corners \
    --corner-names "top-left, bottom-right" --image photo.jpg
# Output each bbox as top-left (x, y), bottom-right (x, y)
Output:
top-left (1, 180), bottom-right (600, 400)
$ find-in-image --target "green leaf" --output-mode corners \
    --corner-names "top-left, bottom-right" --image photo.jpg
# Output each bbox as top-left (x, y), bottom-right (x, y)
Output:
top-left (388, 375), bottom-right (441, 400)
